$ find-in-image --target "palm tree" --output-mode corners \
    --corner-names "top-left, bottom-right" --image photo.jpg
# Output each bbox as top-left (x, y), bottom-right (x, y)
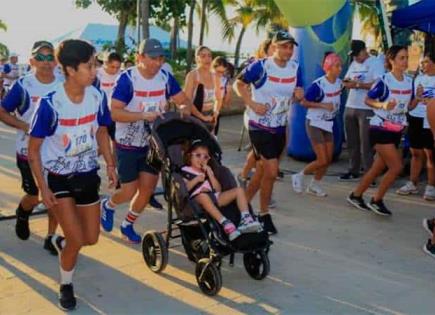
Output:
top-left (0, 19), bottom-right (8, 58)
top-left (355, 1), bottom-right (382, 47)
top-left (0, 19), bottom-right (6, 31)
top-left (219, 0), bottom-right (288, 68)
top-left (186, 0), bottom-right (196, 72)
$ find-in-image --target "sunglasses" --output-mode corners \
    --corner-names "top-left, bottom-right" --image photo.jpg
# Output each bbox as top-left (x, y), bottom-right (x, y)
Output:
top-left (192, 153), bottom-right (210, 160)
top-left (34, 53), bottom-right (55, 62)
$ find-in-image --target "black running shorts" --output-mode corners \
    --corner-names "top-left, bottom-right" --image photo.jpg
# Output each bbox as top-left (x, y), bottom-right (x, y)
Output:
top-left (47, 170), bottom-right (101, 206)
top-left (407, 115), bottom-right (434, 150)
top-left (249, 129), bottom-right (286, 160)
top-left (369, 127), bottom-right (402, 148)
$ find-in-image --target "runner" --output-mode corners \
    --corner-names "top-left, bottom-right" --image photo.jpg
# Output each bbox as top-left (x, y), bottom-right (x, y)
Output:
top-left (184, 46), bottom-right (220, 132)
top-left (0, 41), bottom-right (61, 254)
top-left (2, 52), bottom-right (20, 90)
top-left (100, 38), bottom-right (192, 243)
top-left (397, 51), bottom-right (435, 200)
top-left (292, 53), bottom-right (343, 197)
top-left (27, 39), bottom-right (116, 310)
top-left (347, 45), bottom-right (414, 216)
top-left (234, 31), bottom-right (304, 234)
top-left (340, 40), bottom-right (385, 181)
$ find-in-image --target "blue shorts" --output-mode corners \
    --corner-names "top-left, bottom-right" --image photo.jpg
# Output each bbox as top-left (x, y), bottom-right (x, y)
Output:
top-left (116, 148), bottom-right (158, 184)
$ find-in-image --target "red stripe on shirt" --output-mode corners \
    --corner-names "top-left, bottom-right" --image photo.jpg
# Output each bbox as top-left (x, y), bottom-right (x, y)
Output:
top-left (59, 113), bottom-right (97, 126)
top-left (101, 82), bottom-right (115, 87)
top-left (390, 89), bottom-right (412, 95)
top-left (31, 96), bottom-right (40, 103)
top-left (268, 76), bottom-right (296, 84)
top-left (325, 90), bottom-right (341, 97)
top-left (134, 89), bottom-right (165, 97)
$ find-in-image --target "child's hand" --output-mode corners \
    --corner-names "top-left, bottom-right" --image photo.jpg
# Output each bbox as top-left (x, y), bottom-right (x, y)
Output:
top-left (204, 165), bottom-right (214, 178)
top-left (195, 173), bottom-right (206, 183)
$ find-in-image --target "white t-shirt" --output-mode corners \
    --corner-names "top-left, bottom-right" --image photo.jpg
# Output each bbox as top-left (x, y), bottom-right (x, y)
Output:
top-left (1, 74), bottom-right (61, 157)
top-left (96, 67), bottom-right (120, 100)
top-left (409, 74), bottom-right (435, 119)
top-left (345, 56), bottom-right (385, 110)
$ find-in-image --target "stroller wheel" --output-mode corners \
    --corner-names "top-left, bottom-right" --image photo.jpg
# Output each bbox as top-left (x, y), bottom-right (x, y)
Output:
top-left (243, 250), bottom-right (270, 280)
top-left (195, 258), bottom-right (222, 296)
top-left (142, 231), bottom-right (168, 273)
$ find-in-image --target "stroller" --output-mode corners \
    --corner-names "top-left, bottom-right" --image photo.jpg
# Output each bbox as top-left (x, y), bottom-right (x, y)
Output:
top-left (141, 112), bottom-right (272, 296)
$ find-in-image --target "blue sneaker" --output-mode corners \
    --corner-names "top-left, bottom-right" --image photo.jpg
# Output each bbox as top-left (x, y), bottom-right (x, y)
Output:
top-left (120, 224), bottom-right (141, 244)
top-left (100, 198), bottom-right (115, 232)
top-left (148, 195), bottom-right (163, 210)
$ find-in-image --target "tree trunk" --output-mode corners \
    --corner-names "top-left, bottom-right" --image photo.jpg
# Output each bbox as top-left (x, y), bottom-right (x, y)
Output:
top-left (142, 0), bottom-right (150, 40)
top-left (116, 11), bottom-right (128, 54)
top-left (234, 26), bottom-right (246, 69)
top-left (170, 17), bottom-right (178, 60)
top-left (186, 0), bottom-right (196, 72)
top-left (199, 0), bottom-right (207, 45)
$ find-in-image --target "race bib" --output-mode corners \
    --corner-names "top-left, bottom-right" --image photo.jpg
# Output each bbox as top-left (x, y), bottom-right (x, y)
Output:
top-left (140, 101), bottom-right (162, 113)
top-left (63, 126), bottom-right (93, 157)
top-left (271, 96), bottom-right (291, 115)
top-left (385, 113), bottom-right (407, 126)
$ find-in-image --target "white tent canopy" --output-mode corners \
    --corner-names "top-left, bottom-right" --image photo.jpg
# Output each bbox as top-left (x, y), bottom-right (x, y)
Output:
top-left (51, 23), bottom-right (187, 52)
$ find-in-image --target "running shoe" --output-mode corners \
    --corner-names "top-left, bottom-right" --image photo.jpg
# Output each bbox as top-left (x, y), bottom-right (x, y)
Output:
top-left (15, 206), bottom-right (32, 240)
top-left (100, 197), bottom-right (115, 232)
top-left (346, 192), bottom-right (370, 211)
top-left (59, 284), bottom-right (76, 311)
top-left (367, 198), bottom-right (392, 216)
top-left (44, 235), bottom-right (62, 256)
top-left (238, 214), bottom-right (261, 233)
top-left (120, 224), bottom-right (141, 244)
top-left (422, 218), bottom-right (435, 236)
top-left (339, 172), bottom-right (360, 181)
top-left (423, 239), bottom-right (435, 259)
top-left (148, 195), bottom-right (163, 210)
top-left (50, 235), bottom-right (65, 256)
top-left (396, 181), bottom-right (419, 195)
top-left (259, 213), bottom-right (278, 235)
top-left (306, 182), bottom-right (327, 197)
top-left (222, 220), bottom-right (241, 241)
top-left (291, 173), bottom-right (304, 193)
top-left (423, 185), bottom-right (435, 201)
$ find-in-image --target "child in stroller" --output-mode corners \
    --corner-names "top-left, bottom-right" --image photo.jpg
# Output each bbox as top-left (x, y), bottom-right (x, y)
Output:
top-left (181, 139), bottom-right (261, 241)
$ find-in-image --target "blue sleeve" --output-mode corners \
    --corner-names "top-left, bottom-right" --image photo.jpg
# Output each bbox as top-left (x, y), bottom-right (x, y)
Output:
top-left (1, 81), bottom-right (24, 112)
top-left (92, 77), bottom-right (101, 89)
top-left (166, 72), bottom-right (182, 98)
top-left (304, 82), bottom-right (323, 102)
top-left (97, 92), bottom-right (112, 127)
top-left (111, 72), bottom-right (133, 105)
top-left (237, 60), bottom-right (264, 84)
top-left (29, 98), bottom-right (57, 138)
top-left (296, 66), bottom-right (303, 88)
top-left (367, 78), bottom-right (388, 101)
top-left (3, 64), bottom-right (11, 74)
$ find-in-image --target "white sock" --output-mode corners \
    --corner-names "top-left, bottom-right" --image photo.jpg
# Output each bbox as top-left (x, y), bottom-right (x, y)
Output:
top-left (298, 170), bottom-right (305, 176)
top-left (240, 210), bottom-right (249, 217)
top-left (60, 266), bottom-right (75, 285)
top-left (218, 216), bottom-right (227, 224)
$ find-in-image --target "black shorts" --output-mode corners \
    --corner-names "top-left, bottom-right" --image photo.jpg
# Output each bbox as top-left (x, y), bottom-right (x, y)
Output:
top-left (407, 115), bottom-right (434, 150)
top-left (116, 148), bottom-right (158, 184)
top-left (47, 170), bottom-right (101, 206)
top-left (16, 157), bottom-right (38, 196)
top-left (369, 127), bottom-right (402, 148)
top-left (249, 129), bottom-right (286, 160)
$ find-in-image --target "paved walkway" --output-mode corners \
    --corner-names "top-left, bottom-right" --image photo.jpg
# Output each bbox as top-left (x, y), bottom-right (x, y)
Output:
top-left (1, 115), bottom-right (435, 314)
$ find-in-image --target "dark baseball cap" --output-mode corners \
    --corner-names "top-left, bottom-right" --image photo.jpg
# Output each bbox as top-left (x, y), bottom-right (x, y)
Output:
top-left (272, 31), bottom-right (298, 46)
top-left (348, 40), bottom-right (366, 57)
top-left (138, 38), bottom-right (165, 57)
top-left (31, 41), bottom-right (54, 55)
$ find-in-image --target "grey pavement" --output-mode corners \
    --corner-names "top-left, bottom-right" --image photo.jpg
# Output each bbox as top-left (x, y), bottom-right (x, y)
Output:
top-left (1, 115), bottom-right (435, 315)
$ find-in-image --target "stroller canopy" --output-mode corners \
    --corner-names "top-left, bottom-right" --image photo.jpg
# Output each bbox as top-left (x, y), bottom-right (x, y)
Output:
top-left (151, 112), bottom-right (222, 160)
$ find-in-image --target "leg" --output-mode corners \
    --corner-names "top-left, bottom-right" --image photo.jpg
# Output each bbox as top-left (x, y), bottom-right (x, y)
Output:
top-left (353, 152), bottom-right (387, 197)
top-left (373, 144), bottom-right (403, 201)
top-left (345, 108), bottom-right (361, 174)
top-left (313, 141), bottom-right (334, 180)
top-left (47, 208), bottom-right (58, 235)
top-left (304, 143), bottom-right (329, 177)
top-left (246, 159), bottom-right (263, 202)
top-left (259, 158), bottom-right (279, 214)
top-left (76, 202), bottom-right (101, 246)
top-left (217, 187), bottom-right (249, 211)
top-left (131, 172), bottom-right (159, 213)
top-left (109, 180), bottom-right (139, 206)
top-left (409, 148), bottom-right (424, 184)
top-left (425, 149), bottom-right (435, 186)
top-left (241, 150), bottom-right (256, 179)
top-left (359, 110), bottom-right (374, 172)
top-left (195, 193), bottom-right (224, 222)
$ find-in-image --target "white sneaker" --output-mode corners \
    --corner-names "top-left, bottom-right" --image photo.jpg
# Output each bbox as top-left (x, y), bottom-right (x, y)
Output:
top-left (424, 185), bottom-right (435, 201)
top-left (396, 181), bottom-right (418, 195)
top-left (291, 173), bottom-right (304, 193)
top-left (306, 182), bottom-right (327, 197)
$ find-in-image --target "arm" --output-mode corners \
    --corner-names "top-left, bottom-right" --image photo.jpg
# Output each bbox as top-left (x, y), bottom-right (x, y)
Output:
top-left (184, 175), bottom-right (204, 191)
top-left (170, 90), bottom-right (193, 117)
top-left (365, 97), bottom-right (395, 110)
top-left (234, 80), bottom-right (267, 115)
top-left (0, 82), bottom-right (28, 131)
top-left (0, 106), bottom-right (28, 132)
top-left (301, 82), bottom-right (333, 111)
top-left (427, 99), bottom-right (435, 142)
top-left (96, 126), bottom-right (117, 188)
top-left (207, 171), bottom-right (221, 193)
top-left (301, 99), bottom-right (334, 111)
top-left (28, 136), bottom-right (57, 208)
top-left (182, 71), bottom-right (212, 121)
